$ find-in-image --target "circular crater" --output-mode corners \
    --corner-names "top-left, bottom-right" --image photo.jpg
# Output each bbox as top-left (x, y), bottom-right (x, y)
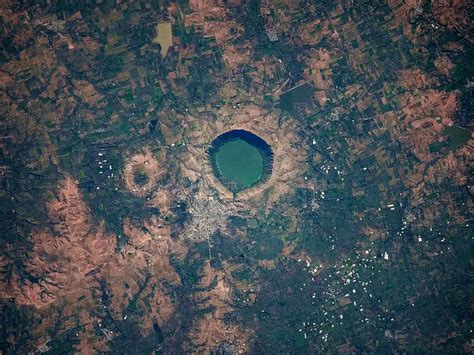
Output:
top-left (208, 130), bottom-right (274, 194)
top-left (122, 147), bottom-right (165, 196)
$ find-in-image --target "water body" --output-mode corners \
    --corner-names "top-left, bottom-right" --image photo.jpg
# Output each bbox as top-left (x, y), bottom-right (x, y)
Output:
top-left (279, 83), bottom-right (317, 120)
top-left (443, 125), bottom-right (471, 150)
top-left (216, 139), bottom-right (263, 188)
top-left (209, 130), bottom-right (273, 193)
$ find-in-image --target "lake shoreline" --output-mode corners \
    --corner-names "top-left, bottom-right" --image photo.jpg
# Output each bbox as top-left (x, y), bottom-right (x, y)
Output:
top-left (208, 130), bottom-right (274, 194)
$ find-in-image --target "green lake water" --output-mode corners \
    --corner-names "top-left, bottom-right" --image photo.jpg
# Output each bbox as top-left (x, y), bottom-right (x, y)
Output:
top-left (215, 139), bottom-right (264, 188)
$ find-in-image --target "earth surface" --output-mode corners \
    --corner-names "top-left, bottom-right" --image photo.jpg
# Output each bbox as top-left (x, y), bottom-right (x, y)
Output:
top-left (0, 0), bottom-right (473, 353)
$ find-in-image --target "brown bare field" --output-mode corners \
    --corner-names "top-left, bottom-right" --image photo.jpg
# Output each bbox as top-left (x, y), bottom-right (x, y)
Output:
top-left (303, 48), bottom-right (334, 90)
top-left (184, 262), bottom-right (253, 352)
top-left (0, 176), bottom-right (188, 351)
top-left (434, 56), bottom-right (455, 77)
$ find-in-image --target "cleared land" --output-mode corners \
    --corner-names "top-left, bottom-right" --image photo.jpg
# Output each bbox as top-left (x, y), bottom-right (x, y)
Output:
top-left (154, 22), bottom-right (172, 57)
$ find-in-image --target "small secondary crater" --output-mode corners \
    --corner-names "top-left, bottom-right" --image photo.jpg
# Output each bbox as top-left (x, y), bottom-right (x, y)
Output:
top-left (208, 130), bottom-right (273, 194)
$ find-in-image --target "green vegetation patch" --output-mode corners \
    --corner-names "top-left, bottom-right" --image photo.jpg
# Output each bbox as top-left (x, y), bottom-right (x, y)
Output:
top-left (133, 169), bottom-right (149, 186)
top-left (443, 125), bottom-right (471, 150)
